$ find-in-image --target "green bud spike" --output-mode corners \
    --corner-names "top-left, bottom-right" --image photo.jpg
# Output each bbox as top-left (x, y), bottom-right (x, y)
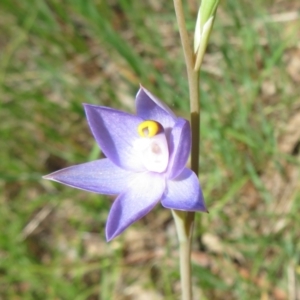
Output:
top-left (194, 0), bottom-right (219, 71)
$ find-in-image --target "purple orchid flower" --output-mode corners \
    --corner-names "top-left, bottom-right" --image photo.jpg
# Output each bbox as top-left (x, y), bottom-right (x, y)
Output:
top-left (44, 86), bottom-right (206, 241)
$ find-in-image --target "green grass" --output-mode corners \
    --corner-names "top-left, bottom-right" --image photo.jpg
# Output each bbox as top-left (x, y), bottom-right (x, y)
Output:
top-left (1, 0), bottom-right (300, 299)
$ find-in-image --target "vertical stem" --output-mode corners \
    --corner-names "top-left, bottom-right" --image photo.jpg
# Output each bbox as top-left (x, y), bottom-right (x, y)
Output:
top-left (172, 210), bottom-right (194, 300)
top-left (173, 0), bottom-right (200, 175)
top-left (178, 234), bottom-right (193, 300)
top-left (189, 71), bottom-right (200, 175)
top-left (173, 1), bottom-right (200, 300)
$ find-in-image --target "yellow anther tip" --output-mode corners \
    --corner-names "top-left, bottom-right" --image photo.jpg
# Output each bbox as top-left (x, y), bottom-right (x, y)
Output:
top-left (138, 120), bottom-right (161, 138)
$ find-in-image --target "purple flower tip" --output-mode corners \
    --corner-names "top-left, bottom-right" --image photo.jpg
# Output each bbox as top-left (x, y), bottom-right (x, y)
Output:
top-left (44, 86), bottom-right (206, 241)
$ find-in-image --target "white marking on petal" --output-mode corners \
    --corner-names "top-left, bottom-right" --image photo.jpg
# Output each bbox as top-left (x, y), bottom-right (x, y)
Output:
top-left (133, 132), bottom-right (169, 173)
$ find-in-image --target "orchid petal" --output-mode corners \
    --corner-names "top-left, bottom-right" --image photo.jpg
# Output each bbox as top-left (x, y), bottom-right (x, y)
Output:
top-left (162, 168), bottom-right (206, 211)
top-left (166, 118), bottom-right (191, 179)
top-left (43, 159), bottom-right (136, 195)
top-left (106, 172), bottom-right (165, 241)
top-left (84, 105), bottom-right (146, 172)
top-left (136, 86), bottom-right (176, 131)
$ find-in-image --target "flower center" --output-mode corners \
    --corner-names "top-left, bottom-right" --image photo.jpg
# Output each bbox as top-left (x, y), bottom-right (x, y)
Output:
top-left (135, 120), bottom-right (169, 173)
top-left (137, 120), bottom-right (162, 137)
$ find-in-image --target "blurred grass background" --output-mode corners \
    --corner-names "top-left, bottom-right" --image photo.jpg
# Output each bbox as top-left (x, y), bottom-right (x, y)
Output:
top-left (1, 0), bottom-right (300, 299)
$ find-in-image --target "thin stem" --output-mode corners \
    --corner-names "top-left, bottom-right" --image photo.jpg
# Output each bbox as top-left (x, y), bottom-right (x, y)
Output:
top-left (172, 210), bottom-right (194, 300)
top-left (173, 0), bottom-right (200, 175)
top-left (173, 1), bottom-right (201, 300)
top-left (189, 72), bottom-right (200, 175)
top-left (173, 0), bottom-right (194, 70)
top-left (179, 241), bottom-right (192, 300)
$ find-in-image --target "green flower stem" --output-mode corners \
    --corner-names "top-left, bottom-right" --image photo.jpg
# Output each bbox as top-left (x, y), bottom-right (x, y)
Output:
top-left (173, 0), bottom-right (200, 299)
top-left (172, 0), bottom-right (200, 174)
top-left (172, 210), bottom-right (194, 300)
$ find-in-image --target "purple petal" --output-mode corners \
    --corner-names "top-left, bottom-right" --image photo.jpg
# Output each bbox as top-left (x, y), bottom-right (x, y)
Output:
top-left (43, 159), bottom-right (136, 195)
top-left (166, 118), bottom-right (191, 179)
top-left (161, 168), bottom-right (206, 211)
top-left (106, 172), bottom-right (165, 241)
top-left (136, 86), bottom-right (177, 130)
top-left (84, 105), bottom-right (146, 172)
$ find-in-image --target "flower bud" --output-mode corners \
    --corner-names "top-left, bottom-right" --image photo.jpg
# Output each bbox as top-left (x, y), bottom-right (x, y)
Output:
top-left (194, 0), bottom-right (219, 71)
